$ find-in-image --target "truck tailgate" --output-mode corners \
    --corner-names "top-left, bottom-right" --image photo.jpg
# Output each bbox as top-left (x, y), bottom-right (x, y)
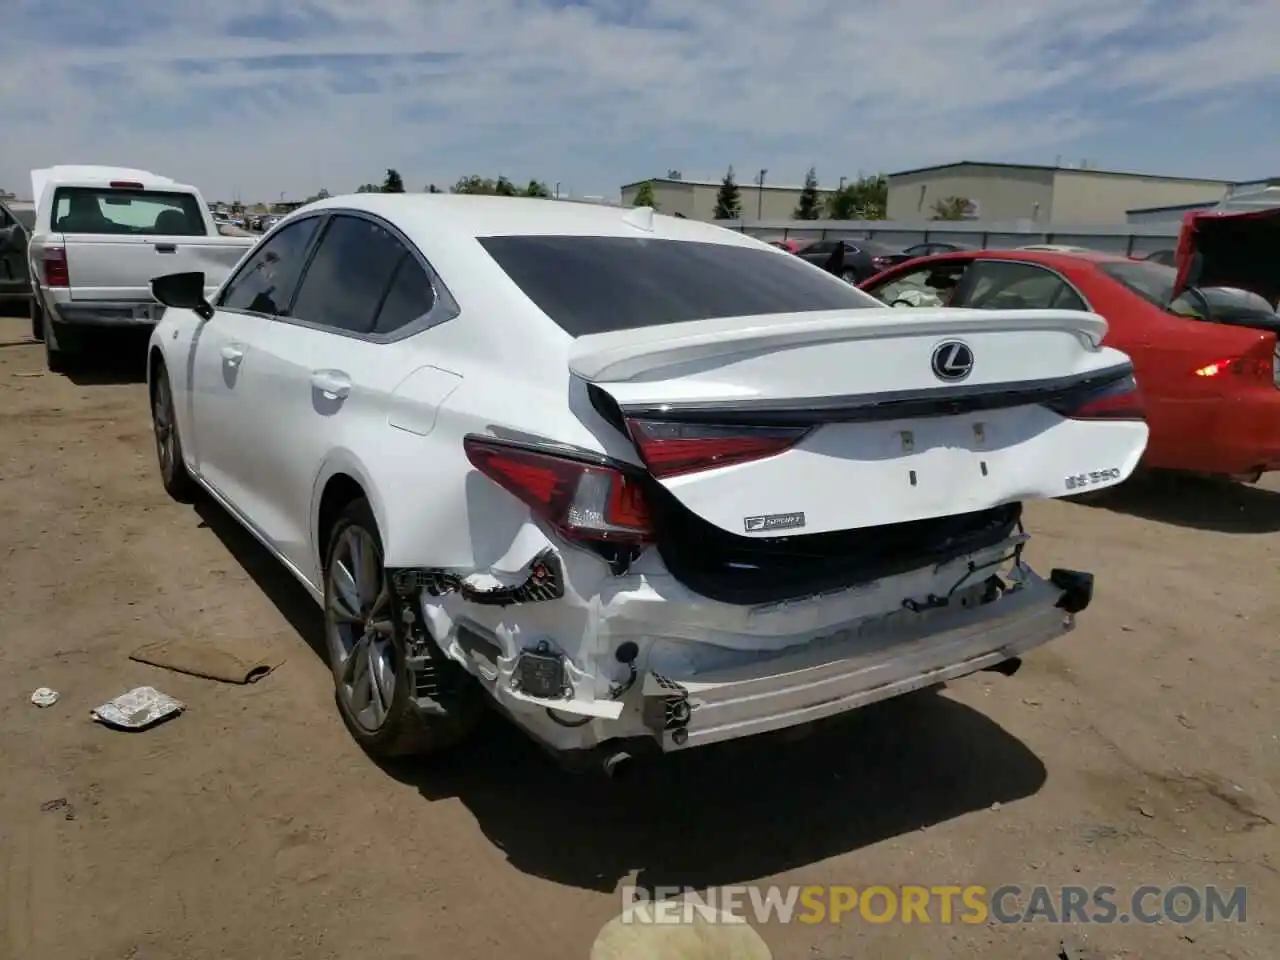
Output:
top-left (64, 235), bottom-right (254, 301)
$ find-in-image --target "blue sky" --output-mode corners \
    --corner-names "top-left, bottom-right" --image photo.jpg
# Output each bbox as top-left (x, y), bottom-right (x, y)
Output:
top-left (1, 0), bottom-right (1278, 203)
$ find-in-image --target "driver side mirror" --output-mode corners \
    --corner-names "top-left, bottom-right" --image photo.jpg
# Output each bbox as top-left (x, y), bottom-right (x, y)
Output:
top-left (152, 271), bottom-right (214, 320)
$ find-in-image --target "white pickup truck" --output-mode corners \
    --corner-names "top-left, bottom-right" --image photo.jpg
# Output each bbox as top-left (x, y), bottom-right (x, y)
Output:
top-left (27, 165), bottom-right (257, 370)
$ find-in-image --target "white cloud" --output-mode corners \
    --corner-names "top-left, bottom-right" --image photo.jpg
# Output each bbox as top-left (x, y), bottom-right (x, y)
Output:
top-left (1, 0), bottom-right (1277, 202)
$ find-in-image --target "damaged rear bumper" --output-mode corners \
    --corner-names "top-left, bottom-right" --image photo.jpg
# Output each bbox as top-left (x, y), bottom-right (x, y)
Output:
top-left (633, 566), bottom-right (1087, 753)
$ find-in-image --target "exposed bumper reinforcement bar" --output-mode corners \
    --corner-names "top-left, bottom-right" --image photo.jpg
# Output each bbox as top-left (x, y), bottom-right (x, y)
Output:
top-left (641, 567), bottom-right (1084, 752)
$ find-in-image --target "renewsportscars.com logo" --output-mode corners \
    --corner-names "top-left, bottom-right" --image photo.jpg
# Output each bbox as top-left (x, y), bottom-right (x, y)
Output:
top-left (620, 884), bottom-right (1247, 926)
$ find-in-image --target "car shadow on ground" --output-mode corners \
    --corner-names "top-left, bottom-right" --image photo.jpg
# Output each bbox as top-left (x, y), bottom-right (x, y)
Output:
top-left (1071, 471), bottom-right (1280, 534)
top-left (193, 492), bottom-right (1049, 894)
top-left (391, 694), bottom-right (1045, 894)
top-left (40, 329), bottom-right (153, 385)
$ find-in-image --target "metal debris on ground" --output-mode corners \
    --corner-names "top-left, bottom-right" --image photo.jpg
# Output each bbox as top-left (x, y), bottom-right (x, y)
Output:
top-left (90, 686), bottom-right (185, 731)
top-left (30, 686), bottom-right (60, 707)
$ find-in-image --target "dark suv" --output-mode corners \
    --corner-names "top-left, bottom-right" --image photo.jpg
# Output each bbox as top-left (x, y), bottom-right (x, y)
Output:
top-left (0, 198), bottom-right (35, 319)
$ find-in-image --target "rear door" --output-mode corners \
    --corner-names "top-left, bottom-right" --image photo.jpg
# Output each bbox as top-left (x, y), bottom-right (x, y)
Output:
top-left (480, 235), bottom-right (1150, 535)
top-left (236, 212), bottom-right (441, 579)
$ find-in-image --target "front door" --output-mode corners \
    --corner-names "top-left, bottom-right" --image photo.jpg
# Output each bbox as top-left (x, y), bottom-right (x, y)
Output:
top-left (187, 214), bottom-right (324, 516)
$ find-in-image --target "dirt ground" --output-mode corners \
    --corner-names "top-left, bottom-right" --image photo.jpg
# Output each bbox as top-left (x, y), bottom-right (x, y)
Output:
top-left (0, 314), bottom-right (1276, 960)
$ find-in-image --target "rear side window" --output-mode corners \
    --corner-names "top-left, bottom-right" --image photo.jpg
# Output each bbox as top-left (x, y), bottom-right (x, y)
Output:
top-left (373, 255), bottom-right (436, 334)
top-left (290, 215), bottom-right (407, 334)
top-left (51, 187), bottom-right (206, 236)
top-left (958, 261), bottom-right (1088, 311)
top-left (478, 236), bottom-right (881, 336)
top-left (219, 216), bottom-right (321, 315)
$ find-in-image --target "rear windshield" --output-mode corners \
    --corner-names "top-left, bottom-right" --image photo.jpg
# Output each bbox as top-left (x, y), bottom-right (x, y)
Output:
top-left (478, 236), bottom-right (882, 336)
top-left (51, 187), bottom-right (207, 237)
top-left (1098, 260), bottom-right (1176, 306)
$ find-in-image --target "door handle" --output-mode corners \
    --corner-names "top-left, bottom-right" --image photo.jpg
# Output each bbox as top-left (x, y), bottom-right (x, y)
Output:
top-left (155, 243), bottom-right (177, 253)
top-left (310, 370), bottom-right (351, 400)
top-left (220, 343), bottom-right (245, 365)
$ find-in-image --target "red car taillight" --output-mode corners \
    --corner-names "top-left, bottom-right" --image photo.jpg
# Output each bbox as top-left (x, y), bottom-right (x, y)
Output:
top-left (1193, 338), bottom-right (1276, 383)
top-left (624, 419), bottom-right (811, 479)
top-left (463, 436), bottom-right (653, 544)
top-left (43, 247), bottom-right (69, 287)
top-left (1053, 372), bottom-right (1146, 421)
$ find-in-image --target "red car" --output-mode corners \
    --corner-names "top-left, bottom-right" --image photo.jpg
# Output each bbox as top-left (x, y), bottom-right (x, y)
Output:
top-left (859, 223), bottom-right (1280, 480)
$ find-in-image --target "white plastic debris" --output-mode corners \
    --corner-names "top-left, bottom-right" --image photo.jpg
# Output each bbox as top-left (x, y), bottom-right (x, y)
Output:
top-left (30, 687), bottom-right (59, 707)
top-left (90, 686), bottom-right (185, 730)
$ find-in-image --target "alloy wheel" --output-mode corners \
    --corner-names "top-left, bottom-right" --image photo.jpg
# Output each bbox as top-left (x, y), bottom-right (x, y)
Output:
top-left (153, 375), bottom-right (176, 481)
top-left (326, 526), bottom-right (398, 732)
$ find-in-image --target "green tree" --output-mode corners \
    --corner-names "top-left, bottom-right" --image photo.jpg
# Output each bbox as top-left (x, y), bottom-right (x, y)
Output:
top-left (825, 174), bottom-right (888, 220)
top-left (450, 175), bottom-right (493, 194)
top-left (425, 183), bottom-right (443, 193)
top-left (494, 176), bottom-right (518, 197)
top-left (303, 188), bottom-right (331, 203)
top-left (633, 181), bottom-right (656, 207)
top-left (356, 183), bottom-right (381, 193)
top-left (930, 196), bottom-right (972, 220)
top-left (666, 169), bottom-right (683, 180)
top-left (381, 169), bottom-right (406, 193)
top-left (794, 166), bottom-right (821, 219)
top-left (523, 180), bottom-right (551, 198)
top-left (713, 165), bottom-right (741, 220)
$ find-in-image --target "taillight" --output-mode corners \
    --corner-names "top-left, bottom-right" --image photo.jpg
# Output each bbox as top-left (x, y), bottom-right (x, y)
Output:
top-left (463, 436), bottom-right (652, 544)
top-left (1051, 372), bottom-right (1145, 421)
top-left (109, 180), bottom-right (144, 189)
top-left (624, 419), bottom-right (810, 478)
top-left (43, 247), bottom-right (69, 288)
top-left (1193, 345), bottom-right (1275, 382)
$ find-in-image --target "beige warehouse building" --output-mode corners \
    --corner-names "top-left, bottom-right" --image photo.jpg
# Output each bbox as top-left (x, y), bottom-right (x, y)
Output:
top-left (619, 176), bottom-right (836, 221)
top-left (886, 161), bottom-right (1232, 224)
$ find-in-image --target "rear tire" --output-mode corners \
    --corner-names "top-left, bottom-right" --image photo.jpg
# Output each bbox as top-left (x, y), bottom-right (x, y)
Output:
top-left (29, 299), bottom-right (43, 342)
top-left (150, 363), bottom-right (197, 502)
top-left (323, 498), bottom-right (479, 759)
top-left (43, 318), bottom-right (76, 373)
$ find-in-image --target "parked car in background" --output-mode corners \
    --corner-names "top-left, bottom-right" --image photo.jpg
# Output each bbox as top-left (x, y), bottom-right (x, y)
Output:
top-left (798, 237), bottom-right (900, 282)
top-left (145, 194), bottom-right (1141, 771)
top-left (768, 239), bottom-right (804, 254)
top-left (0, 198), bottom-right (35, 316)
top-left (1016, 244), bottom-right (1097, 253)
top-left (877, 240), bottom-right (976, 269)
top-left (26, 165), bottom-right (257, 370)
top-left (862, 248), bottom-right (1280, 481)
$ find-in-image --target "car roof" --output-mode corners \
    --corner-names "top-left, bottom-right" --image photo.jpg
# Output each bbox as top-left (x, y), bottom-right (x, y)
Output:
top-left (902, 247), bottom-right (1131, 268)
top-left (295, 193), bottom-right (764, 247)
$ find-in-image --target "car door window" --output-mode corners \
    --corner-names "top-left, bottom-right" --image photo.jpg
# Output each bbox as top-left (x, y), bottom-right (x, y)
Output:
top-left (219, 217), bottom-right (321, 315)
top-left (290, 215), bottom-right (406, 335)
top-left (373, 254), bottom-right (436, 335)
top-left (870, 262), bottom-right (968, 308)
top-left (957, 261), bottom-right (1088, 311)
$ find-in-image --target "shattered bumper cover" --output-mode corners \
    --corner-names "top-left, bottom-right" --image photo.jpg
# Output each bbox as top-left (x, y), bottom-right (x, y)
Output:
top-left (639, 567), bottom-right (1085, 752)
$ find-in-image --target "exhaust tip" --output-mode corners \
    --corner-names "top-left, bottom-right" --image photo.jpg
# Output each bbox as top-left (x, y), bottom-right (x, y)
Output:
top-left (602, 751), bottom-right (635, 780)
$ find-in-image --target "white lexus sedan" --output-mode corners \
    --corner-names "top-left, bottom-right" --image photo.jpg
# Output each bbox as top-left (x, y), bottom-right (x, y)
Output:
top-left (146, 194), bottom-right (1149, 775)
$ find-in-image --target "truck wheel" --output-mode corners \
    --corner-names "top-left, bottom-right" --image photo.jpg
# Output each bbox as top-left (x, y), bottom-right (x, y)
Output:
top-left (29, 299), bottom-right (43, 342)
top-left (324, 498), bottom-right (479, 759)
top-left (150, 363), bottom-right (197, 502)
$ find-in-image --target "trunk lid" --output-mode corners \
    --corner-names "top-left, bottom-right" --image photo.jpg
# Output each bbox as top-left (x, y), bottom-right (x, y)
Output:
top-left (1174, 205), bottom-right (1280, 305)
top-left (572, 307), bottom-right (1149, 536)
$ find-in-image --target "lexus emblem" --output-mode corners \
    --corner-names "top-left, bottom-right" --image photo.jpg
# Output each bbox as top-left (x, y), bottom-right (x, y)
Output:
top-left (931, 340), bottom-right (974, 382)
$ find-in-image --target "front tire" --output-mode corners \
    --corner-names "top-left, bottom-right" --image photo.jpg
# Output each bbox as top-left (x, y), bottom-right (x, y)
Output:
top-left (323, 498), bottom-right (477, 759)
top-left (151, 363), bottom-right (197, 502)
